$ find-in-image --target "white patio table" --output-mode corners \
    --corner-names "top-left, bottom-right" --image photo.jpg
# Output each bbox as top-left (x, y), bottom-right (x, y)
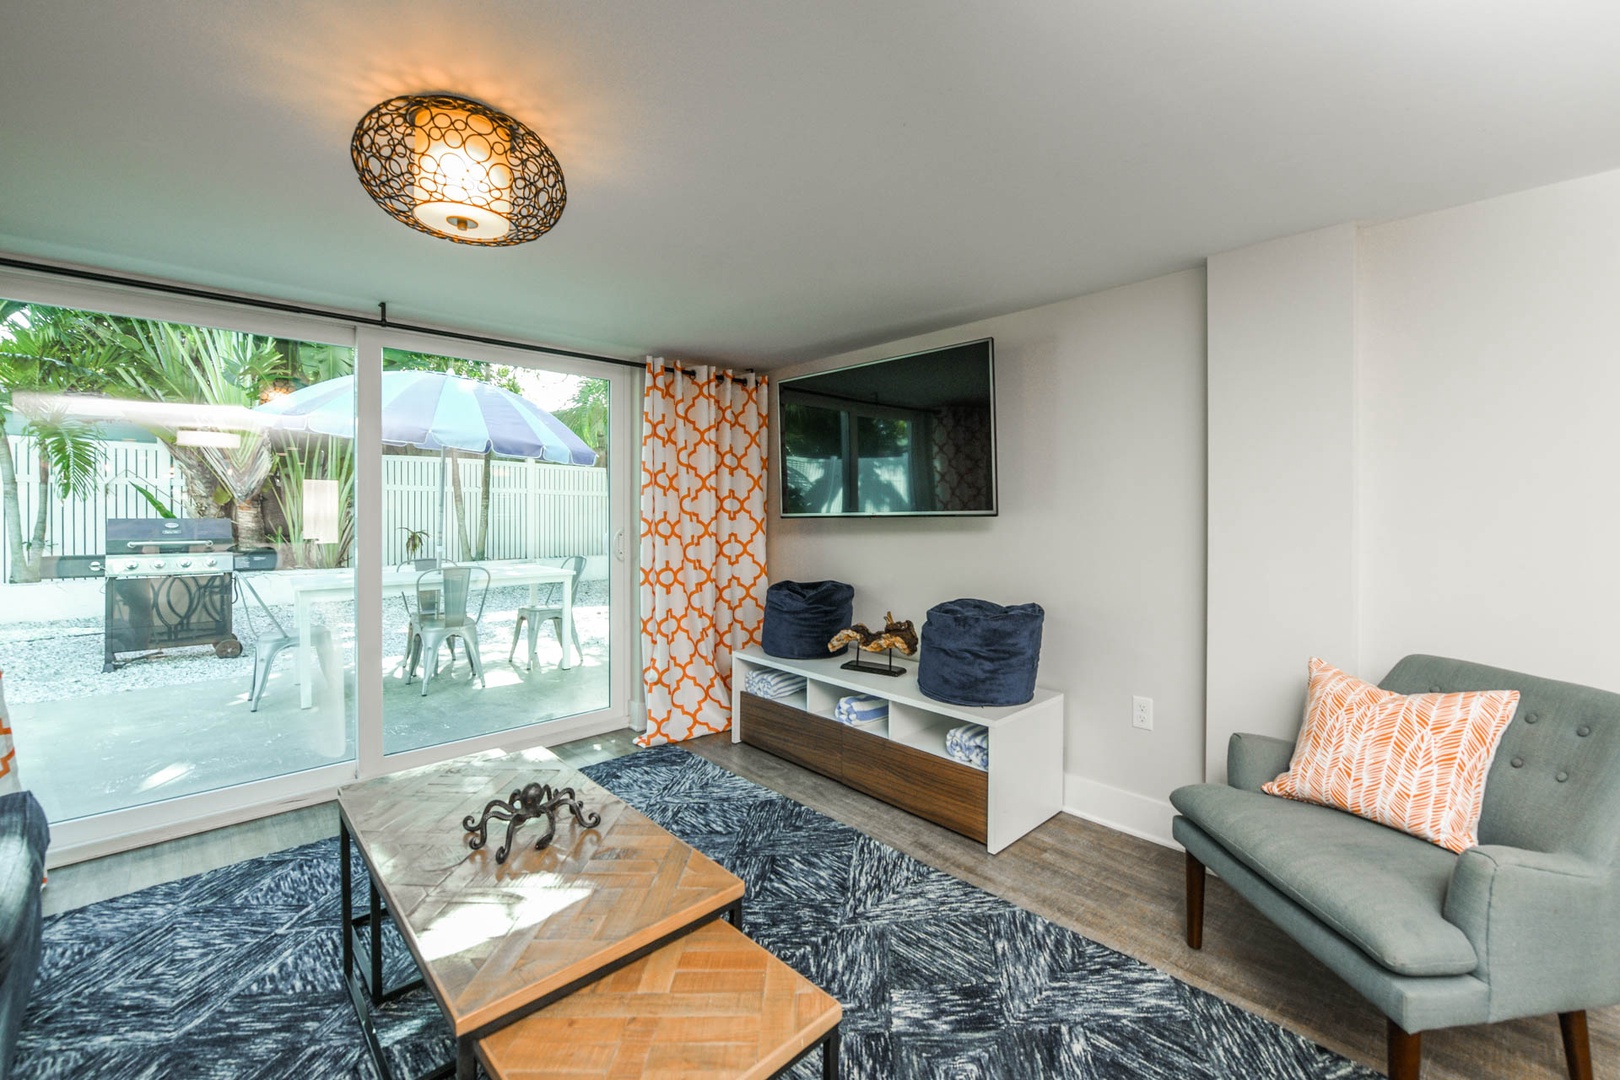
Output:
top-left (284, 560), bottom-right (575, 709)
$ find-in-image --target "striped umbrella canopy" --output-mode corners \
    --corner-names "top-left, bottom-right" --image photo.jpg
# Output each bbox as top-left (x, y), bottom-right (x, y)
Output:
top-left (256, 371), bottom-right (596, 466)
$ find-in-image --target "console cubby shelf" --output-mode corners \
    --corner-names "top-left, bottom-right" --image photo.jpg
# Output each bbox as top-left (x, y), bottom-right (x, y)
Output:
top-left (730, 650), bottom-right (1065, 854)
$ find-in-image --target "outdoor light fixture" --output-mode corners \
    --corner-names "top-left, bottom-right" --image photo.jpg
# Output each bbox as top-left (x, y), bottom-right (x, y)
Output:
top-left (302, 479), bottom-right (342, 543)
top-left (350, 94), bottom-right (566, 246)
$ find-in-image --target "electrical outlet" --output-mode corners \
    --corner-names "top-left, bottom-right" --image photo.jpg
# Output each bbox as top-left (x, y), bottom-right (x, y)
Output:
top-left (1132, 695), bottom-right (1154, 731)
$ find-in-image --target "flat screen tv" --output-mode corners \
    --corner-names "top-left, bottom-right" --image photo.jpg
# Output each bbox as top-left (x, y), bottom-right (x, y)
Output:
top-left (779, 338), bottom-right (996, 517)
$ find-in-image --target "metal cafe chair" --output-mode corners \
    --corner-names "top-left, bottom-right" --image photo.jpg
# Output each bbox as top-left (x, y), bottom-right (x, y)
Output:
top-left (238, 575), bottom-right (335, 712)
top-left (508, 555), bottom-right (585, 670)
top-left (389, 559), bottom-right (446, 674)
top-left (404, 564), bottom-right (490, 695)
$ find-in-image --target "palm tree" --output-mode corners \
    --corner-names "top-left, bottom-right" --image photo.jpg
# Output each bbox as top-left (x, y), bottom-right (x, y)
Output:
top-left (555, 378), bottom-right (609, 467)
top-left (101, 321), bottom-right (283, 547)
top-left (0, 304), bottom-right (117, 582)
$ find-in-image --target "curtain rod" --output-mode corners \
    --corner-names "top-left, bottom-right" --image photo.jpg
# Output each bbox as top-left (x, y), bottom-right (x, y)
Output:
top-left (646, 359), bottom-right (759, 384)
top-left (0, 254), bottom-right (645, 371)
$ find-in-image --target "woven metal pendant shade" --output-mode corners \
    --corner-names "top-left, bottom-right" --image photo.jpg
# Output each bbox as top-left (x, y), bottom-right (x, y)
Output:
top-left (351, 94), bottom-right (566, 246)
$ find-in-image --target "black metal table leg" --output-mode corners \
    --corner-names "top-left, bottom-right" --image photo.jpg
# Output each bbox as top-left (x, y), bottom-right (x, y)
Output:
top-left (724, 897), bottom-right (744, 929)
top-left (767, 1022), bottom-right (841, 1080)
top-left (339, 815), bottom-right (434, 1080)
top-left (341, 823), bottom-right (353, 981)
top-left (369, 875), bottom-right (386, 1006)
top-left (456, 1036), bottom-right (477, 1080)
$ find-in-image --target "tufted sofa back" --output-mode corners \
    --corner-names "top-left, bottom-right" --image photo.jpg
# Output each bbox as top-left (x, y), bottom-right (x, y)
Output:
top-left (1381, 654), bottom-right (1620, 863)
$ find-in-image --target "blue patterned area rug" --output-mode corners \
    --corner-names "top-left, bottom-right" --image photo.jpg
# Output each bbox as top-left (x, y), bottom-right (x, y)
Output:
top-left (15, 745), bottom-right (1378, 1079)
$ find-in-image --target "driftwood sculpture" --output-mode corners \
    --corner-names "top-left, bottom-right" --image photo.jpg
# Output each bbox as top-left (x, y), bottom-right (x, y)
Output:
top-left (828, 612), bottom-right (919, 656)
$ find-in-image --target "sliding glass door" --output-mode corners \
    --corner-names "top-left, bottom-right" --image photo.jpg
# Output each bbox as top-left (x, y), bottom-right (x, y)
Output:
top-left (0, 295), bottom-right (358, 829)
top-left (0, 271), bottom-right (635, 861)
top-left (374, 341), bottom-right (619, 757)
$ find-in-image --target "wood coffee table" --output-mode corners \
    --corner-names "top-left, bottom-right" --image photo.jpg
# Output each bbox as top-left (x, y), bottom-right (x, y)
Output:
top-left (476, 920), bottom-right (842, 1080)
top-left (338, 745), bottom-right (747, 1080)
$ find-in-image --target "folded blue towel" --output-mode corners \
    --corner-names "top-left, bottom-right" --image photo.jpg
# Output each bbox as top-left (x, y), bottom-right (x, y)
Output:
top-left (834, 694), bottom-right (888, 725)
top-left (945, 723), bottom-right (989, 769)
top-left (946, 724), bottom-right (988, 751)
top-left (744, 669), bottom-right (807, 700)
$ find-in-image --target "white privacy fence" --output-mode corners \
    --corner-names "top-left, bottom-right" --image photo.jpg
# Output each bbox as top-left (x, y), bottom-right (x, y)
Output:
top-left (2, 435), bottom-right (609, 580)
top-left (2, 437), bottom-right (185, 580)
top-left (380, 453), bottom-right (610, 565)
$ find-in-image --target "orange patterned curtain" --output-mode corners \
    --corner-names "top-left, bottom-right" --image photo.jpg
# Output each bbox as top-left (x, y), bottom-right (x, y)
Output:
top-left (638, 361), bottom-right (769, 746)
top-left (0, 670), bottom-right (19, 794)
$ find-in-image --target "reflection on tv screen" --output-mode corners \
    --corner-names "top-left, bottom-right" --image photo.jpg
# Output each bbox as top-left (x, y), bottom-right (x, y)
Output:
top-left (779, 339), bottom-right (995, 517)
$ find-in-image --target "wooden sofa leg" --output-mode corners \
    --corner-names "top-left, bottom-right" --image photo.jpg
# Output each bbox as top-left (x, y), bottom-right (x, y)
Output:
top-left (1387, 1019), bottom-right (1421, 1080)
top-left (1560, 1011), bottom-right (1593, 1080)
top-left (1185, 851), bottom-right (1205, 950)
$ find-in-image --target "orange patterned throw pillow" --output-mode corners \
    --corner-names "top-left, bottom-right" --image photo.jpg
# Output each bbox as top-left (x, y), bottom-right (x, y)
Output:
top-left (1262, 658), bottom-right (1519, 853)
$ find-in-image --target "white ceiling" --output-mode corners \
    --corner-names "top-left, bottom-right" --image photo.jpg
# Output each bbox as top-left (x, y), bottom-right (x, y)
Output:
top-left (3, 1), bottom-right (1619, 368)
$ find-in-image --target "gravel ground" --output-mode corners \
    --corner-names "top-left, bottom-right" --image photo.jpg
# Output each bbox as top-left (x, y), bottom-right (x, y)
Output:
top-left (0, 580), bottom-right (609, 706)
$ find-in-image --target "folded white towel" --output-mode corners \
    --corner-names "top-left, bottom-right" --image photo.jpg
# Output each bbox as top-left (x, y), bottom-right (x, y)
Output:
top-left (744, 669), bottom-right (807, 700)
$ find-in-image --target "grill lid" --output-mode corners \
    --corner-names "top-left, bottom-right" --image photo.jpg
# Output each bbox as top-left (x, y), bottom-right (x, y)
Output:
top-left (106, 517), bottom-right (236, 550)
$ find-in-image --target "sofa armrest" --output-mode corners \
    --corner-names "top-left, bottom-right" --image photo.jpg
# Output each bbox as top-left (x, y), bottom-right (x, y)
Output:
top-left (1444, 845), bottom-right (1620, 1018)
top-left (0, 793), bottom-right (46, 1080)
top-left (1226, 733), bottom-right (1296, 792)
top-left (0, 800), bottom-right (46, 984)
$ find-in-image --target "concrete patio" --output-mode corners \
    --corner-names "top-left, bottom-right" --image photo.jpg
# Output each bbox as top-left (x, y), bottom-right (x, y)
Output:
top-left (4, 584), bottom-right (611, 822)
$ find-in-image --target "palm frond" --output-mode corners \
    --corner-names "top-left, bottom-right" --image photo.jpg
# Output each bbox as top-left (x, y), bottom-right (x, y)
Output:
top-left (104, 320), bottom-right (281, 407)
top-left (28, 415), bottom-right (104, 500)
top-left (127, 480), bottom-right (177, 519)
top-left (271, 436), bottom-right (356, 568)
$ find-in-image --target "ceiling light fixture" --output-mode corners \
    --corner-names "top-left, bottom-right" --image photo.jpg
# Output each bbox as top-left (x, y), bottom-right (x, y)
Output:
top-left (175, 429), bottom-right (243, 449)
top-left (350, 94), bottom-right (566, 246)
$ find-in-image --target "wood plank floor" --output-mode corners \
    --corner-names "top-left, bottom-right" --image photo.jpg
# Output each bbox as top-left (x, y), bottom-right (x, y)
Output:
top-left (45, 727), bottom-right (1615, 1078)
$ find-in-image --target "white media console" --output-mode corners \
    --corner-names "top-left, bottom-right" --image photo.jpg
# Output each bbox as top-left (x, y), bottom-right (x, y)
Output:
top-left (731, 650), bottom-right (1065, 853)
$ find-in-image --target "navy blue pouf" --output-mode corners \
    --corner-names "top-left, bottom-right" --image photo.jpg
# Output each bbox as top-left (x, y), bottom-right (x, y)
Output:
top-left (762, 580), bottom-right (855, 658)
top-left (918, 598), bottom-right (1045, 706)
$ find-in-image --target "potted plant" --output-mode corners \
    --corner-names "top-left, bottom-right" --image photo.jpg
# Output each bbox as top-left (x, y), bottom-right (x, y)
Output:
top-left (400, 526), bottom-right (437, 570)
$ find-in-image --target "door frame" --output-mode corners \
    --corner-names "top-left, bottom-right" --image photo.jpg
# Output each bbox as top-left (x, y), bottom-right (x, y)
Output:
top-left (361, 326), bottom-right (637, 777)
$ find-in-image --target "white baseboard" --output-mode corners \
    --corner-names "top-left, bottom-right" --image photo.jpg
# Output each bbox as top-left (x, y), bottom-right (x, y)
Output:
top-left (1062, 773), bottom-right (1178, 849)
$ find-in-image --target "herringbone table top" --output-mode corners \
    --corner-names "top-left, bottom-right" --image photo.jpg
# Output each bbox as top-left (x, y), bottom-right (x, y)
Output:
top-left (475, 919), bottom-right (842, 1080)
top-left (338, 745), bottom-right (745, 1035)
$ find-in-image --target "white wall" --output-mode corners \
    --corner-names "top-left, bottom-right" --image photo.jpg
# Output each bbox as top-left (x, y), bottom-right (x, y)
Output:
top-left (769, 269), bottom-right (1208, 845)
top-left (769, 167), bottom-right (1620, 845)
top-left (1205, 226), bottom-right (1359, 780)
top-left (1200, 170), bottom-right (1620, 786)
top-left (1357, 170), bottom-right (1620, 692)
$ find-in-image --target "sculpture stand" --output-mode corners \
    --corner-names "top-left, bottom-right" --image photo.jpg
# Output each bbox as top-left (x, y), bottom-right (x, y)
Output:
top-left (841, 647), bottom-right (906, 677)
top-left (463, 782), bottom-right (602, 864)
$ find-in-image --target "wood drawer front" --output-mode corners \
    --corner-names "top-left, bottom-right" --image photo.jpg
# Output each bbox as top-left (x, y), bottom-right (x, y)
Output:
top-left (738, 693), bottom-right (839, 779)
top-left (839, 726), bottom-right (988, 844)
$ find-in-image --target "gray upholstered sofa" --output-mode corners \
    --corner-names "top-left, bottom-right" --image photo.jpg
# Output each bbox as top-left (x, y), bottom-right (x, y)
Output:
top-left (0, 791), bottom-right (47, 1080)
top-left (1171, 655), bottom-right (1619, 1080)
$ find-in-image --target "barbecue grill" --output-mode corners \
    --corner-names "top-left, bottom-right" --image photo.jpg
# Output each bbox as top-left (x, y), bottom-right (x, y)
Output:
top-left (102, 517), bottom-right (243, 671)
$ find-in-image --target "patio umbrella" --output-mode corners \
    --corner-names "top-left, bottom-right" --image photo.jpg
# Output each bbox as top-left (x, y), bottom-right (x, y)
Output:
top-left (254, 371), bottom-right (596, 465)
top-left (257, 370), bottom-right (597, 557)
